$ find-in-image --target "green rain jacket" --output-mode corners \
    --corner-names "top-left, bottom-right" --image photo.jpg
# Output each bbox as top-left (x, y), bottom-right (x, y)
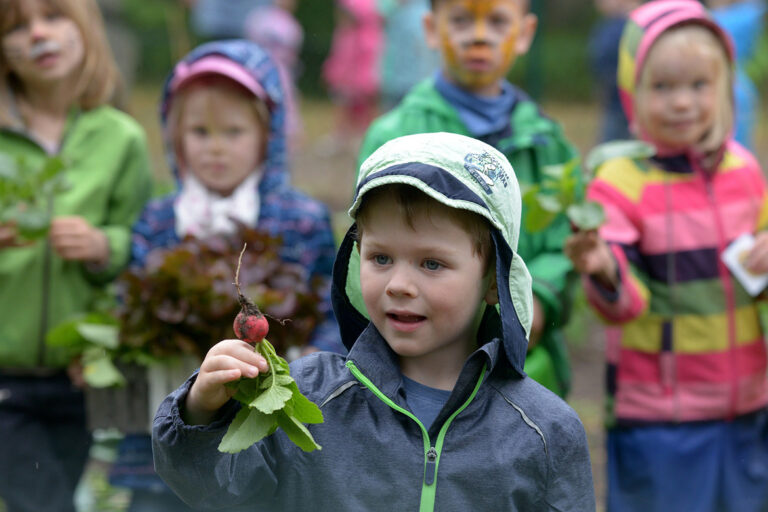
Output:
top-left (0, 106), bottom-right (152, 369)
top-left (358, 79), bottom-right (581, 395)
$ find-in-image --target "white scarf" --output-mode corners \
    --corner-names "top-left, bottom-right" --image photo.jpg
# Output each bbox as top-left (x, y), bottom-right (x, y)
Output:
top-left (174, 172), bottom-right (261, 239)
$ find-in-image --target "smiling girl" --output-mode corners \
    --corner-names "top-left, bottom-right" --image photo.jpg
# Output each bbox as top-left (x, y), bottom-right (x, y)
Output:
top-left (0, 0), bottom-right (152, 510)
top-left (565, 1), bottom-right (768, 510)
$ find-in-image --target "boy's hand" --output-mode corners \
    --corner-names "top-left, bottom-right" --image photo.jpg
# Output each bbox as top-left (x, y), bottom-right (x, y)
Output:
top-left (744, 231), bottom-right (768, 275)
top-left (184, 339), bottom-right (269, 425)
top-left (564, 230), bottom-right (618, 289)
top-left (49, 216), bottom-right (109, 265)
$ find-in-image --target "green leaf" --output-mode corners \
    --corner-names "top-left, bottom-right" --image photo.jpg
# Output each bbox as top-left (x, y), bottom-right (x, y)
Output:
top-left (523, 199), bottom-right (558, 233)
top-left (232, 375), bottom-right (264, 403)
top-left (541, 164), bottom-right (566, 181)
top-left (286, 382), bottom-right (324, 424)
top-left (0, 154), bottom-right (18, 180)
top-left (15, 209), bottom-right (50, 239)
top-left (276, 410), bottom-right (322, 452)
top-left (218, 407), bottom-right (277, 454)
top-left (82, 347), bottom-right (125, 388)
top-left (47, 319), bottom-right (86, 349)
top-left (535, 194), bottom-right (562, 213)
top-left (566, 201), bottom-right (606, 231)
top-left (40, 157), bottom-right (65, 180)
top-left (249, 379), bottom-right (293, 414)
top-left (259, 373), bottom-right (294, 389)
top-left (76, 323), bottom-right (119, 349)
top-left (584, 140), bottom-right (655, 175)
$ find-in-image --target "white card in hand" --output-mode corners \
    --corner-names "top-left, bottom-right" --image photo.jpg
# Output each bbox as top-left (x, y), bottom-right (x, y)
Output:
top-left (721, 233), bottom-right (768, 296)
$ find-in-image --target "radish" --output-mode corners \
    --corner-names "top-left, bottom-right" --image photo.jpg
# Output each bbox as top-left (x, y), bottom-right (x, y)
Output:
top-left (232, 245), bottom-right (269, 344)
top-left (218, 244), bottom-right (324, 454)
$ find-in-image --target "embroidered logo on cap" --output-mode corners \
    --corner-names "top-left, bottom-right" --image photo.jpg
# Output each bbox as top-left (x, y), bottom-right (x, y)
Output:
top-left (464, 152), bottom-right (509, 193)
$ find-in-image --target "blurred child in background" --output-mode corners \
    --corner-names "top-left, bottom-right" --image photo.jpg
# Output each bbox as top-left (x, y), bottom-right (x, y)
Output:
top-left (377, 0), bottom-right (439, 112)
top-left (109, 40), bottom-right (342, 511)
top-left (706, 0), bottom-right (766, 150)
top-left (359, 0), bottom-right (582, 399)
top-left (321, 0), bottom-right (382, 155)
top-left (588, 0), bottom-right (642, 143)
top-left (565, 1), bottom-right (768, 510)
top-left (0, 0), bottom-right (152, 510)
top-left (245, 0), bottom-right (304, 150)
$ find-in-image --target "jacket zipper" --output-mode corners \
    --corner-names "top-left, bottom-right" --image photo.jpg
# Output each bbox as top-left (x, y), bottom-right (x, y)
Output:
top-left (345, 360), bottom-right (486, 512)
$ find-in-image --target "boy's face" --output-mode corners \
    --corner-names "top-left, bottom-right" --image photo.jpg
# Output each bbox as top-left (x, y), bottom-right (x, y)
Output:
top-left (358, 197), bottom-right (497, 369)
top-left (1, 0), bottom-right (85, 89)
top-left (179, 84), bottom-right (266, 197)
top-left (424, 0), bottom-right (536, 96)
top-left (635, 35), bottom-right (719, 152)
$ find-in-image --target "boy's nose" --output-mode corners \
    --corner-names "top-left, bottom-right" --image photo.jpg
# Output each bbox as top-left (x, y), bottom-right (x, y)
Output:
top-left (472, 19), bottom-right (488, 42)
top-left (385, 265), bottom-right (417, 298)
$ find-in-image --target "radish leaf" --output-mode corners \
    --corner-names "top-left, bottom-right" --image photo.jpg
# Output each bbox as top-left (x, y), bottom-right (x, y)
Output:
top-left (218, 407), bottom-right (277, 454)
top-left (220, 338), bottom-right (324, 453)
top-left (276, 410), bottom-right (322, 452)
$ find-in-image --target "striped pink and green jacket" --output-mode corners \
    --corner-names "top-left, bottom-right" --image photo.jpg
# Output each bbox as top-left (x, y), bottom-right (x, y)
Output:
top-left (585, 144), bottom-right (768, 425)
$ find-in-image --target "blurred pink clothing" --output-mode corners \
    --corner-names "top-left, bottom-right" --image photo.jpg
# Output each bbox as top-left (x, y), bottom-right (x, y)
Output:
top-left (245, 5), bottom-right (304, 148)
top-left (322, 0), bottom-right (382, 100)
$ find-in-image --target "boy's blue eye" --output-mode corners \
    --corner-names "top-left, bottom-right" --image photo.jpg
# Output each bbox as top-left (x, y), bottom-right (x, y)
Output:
top-left (374, 254), bottom-right (391, 265)
top-left (191, 126), bottom-right (208, 136)
top-left (226, 127), bottom-right (243, 136)
top-left (423, 260), bottom-right (442, 271)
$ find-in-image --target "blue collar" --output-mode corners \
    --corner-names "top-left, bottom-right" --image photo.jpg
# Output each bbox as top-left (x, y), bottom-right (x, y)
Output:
top-left (434, 71), bottom-right (518, 141)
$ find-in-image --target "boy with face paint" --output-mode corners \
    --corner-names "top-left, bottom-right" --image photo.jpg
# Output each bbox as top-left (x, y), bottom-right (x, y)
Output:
top-left (358, 0), bottom-right (582, 398)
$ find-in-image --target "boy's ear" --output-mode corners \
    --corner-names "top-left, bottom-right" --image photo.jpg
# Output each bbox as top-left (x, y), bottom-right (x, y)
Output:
top-left (484, 271), bottom-right (499, 306)
top-left (423, 11), bottom-right (440, 51)
top-left (514, 13), bottom-right (538, 56)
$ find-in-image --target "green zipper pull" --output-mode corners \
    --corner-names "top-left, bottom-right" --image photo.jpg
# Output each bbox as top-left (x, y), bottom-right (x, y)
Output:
top-left (424, 447), bottom-right (438, 485)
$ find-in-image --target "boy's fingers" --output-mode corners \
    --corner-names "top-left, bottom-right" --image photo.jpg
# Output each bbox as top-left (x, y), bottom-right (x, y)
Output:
top-left (203, 368), bottom-right (247, 386)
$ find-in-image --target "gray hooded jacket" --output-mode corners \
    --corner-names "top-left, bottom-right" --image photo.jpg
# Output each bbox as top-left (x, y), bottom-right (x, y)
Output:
top-left (152, 133), bottom-right (596, 511)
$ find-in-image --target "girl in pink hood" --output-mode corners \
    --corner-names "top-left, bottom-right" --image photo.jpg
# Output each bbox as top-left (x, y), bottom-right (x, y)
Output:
top-left (565, 1), bottom-right (768, 510)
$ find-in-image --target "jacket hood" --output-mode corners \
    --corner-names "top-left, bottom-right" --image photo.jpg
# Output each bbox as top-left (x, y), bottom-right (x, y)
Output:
top-left (159, 39), bottom-right (288, 192)
top-left (331, 132), bottom-right (533, 375)
top-left (617, 0), bottom-right (734, 149)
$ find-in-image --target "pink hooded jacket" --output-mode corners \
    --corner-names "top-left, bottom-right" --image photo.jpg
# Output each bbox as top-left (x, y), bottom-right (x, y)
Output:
top-left (585, 0), bottom-right (768, 425)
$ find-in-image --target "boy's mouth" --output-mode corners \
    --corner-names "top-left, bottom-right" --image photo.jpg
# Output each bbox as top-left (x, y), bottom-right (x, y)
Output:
top-left (386, 312), bottom-right (426, 333)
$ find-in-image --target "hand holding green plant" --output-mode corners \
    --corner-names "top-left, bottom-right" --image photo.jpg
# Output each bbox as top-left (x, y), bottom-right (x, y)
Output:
top-left (186, 245), bottom-right (324, 454)
top-left (0, 153), bottom-right (69, 242)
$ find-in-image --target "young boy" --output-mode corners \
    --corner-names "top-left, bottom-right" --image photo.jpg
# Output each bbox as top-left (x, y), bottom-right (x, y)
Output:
top-left (357, 0), bottom-right (581, 397)
top-left (153, 132), bottom-right (595, 511)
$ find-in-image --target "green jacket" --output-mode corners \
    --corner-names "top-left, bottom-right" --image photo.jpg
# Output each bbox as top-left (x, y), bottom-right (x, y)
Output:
top-left (358, 79), bottom-right (581, 396)
top-left (0, 106), bottom-right (152, 369)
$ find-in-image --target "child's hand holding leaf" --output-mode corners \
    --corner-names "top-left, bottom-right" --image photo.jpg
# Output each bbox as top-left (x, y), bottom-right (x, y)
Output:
top-left (184, 339), bottom-right (269, 426)
top-left (49, 216), bottom-right (109, 264)
top-left (564, 230), bottom-right (618, 289)
top-left (185, 245), bottom-right (325, 453)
